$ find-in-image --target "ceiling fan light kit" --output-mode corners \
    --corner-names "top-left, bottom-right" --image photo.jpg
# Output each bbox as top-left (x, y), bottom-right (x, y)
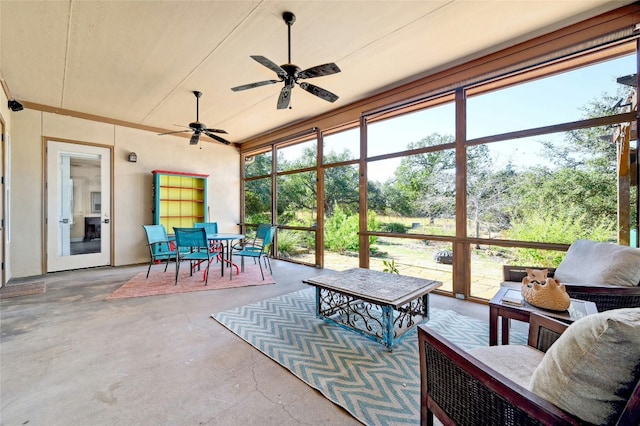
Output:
top-left (231, 11), bottom-right (341, 110)
top-left (158, 91), bottom-right (230, 145)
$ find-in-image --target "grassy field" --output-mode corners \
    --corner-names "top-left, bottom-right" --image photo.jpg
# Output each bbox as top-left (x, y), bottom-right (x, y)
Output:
top-left (288, 232), bottom-right (507, 300)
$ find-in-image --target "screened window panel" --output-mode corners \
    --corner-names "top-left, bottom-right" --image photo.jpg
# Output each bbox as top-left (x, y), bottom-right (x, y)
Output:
top-left (276, 172), bottom-right (317, 227)
top-left (277, 140), bottom-right (317, 172)
top-left (323, 128), bottom-right (359, 164)
top-left (244, 151), bottom-right (272, 178)
top-left (467, 54), bottom-right (636, 139)
top-left (244, 177), bottom-right (272, 224)
top-left (367, 103), bottom-right (455, 158)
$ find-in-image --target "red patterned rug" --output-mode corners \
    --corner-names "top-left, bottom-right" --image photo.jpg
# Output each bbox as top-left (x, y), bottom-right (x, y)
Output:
top-left (106, 263), bottom-right (275, 300)
top-left (0, 282), bottom-right (46, 299)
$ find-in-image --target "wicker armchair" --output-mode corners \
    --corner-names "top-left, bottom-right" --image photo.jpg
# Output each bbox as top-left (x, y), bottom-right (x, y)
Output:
top-left (503, 265), bottom-right (640, 312)
top-left (418, 312), bottom-right (640, 426)
top-left (502, 239), bottom-right (640, 312)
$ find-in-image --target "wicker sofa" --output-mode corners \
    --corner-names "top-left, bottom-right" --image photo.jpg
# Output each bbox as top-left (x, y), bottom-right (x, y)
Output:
top-left (502, 239), bottom-right (640, 312)
top-left (418, 310), bottom-right (640, 425)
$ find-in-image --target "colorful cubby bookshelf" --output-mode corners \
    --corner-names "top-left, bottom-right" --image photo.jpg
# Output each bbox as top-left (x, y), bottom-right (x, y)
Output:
top-left (152, 170), bottom-right (209, 231)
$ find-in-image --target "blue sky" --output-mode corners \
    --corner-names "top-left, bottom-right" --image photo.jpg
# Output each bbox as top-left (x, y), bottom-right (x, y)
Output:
top-left (292, 53), bottom-right (637, 182)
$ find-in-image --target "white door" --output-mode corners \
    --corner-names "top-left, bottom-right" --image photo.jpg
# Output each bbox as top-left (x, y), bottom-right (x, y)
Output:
top-left (0, 120), bottom-right (5, 286)
top-left (47, 141), bottom-right (111, 272)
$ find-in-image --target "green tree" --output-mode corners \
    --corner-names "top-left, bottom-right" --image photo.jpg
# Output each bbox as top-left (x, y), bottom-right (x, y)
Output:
top-left (277, 145), bottom-right (360, 221)
top-left (539, 90), bottom-right (625, 173)
top-left (509, 86), bottom-right (633, 235)
top-left (324, 204), bottom-right (379, 252)
top-left (386, 134), bottom-right (456, 219)
top-left (507, 209), bottom-right (614, 265)
top-left (245, 152), bottom-right (272, 177)
top-left (466, 145), bottom-right (518, 239)
top-left (245, 177), bottom-right (271, 224)
top-left (324, 162), bottom-right (359, 216)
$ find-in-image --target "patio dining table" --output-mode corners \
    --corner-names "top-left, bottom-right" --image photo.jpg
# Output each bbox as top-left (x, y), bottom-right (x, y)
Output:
top-left (206, 233), bottom-right (244, 279)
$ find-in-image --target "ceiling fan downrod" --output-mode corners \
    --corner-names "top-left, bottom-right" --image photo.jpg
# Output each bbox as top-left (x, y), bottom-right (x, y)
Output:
top-left (283, 12), bottom-right (295, 64)
top-left (193, 90), bottom-right (202, 123)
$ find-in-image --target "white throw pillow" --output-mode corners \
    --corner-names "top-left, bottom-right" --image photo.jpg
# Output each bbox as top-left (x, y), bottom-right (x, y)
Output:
top-left (529, 308), bottom-right (640, 425)
top-left (554, 239), bottom-right (640, 287)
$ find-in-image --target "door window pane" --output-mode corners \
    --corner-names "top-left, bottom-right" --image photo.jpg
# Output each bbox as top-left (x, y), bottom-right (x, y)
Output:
top-left (70, 156), bottom-right (101, 255)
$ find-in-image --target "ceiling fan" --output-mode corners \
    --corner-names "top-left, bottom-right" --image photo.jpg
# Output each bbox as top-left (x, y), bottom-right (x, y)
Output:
top-left (158, 91), bottom-right (230, 145)
top-left (231, 11), bottom-right (341, 110)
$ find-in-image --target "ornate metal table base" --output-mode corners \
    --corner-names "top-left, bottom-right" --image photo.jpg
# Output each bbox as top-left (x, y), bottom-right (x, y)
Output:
top-left (304, 268), bottom-right (442, 350)
top-left (315, 287), bottom-right (431, 350)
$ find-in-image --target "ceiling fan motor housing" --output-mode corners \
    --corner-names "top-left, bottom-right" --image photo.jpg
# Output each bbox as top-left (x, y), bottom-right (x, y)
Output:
top-left (230, 10), bottom-right (340, 109)
top-left (189, 122), bottom-right (206, 130)
top-left (158, 90), bottom-right (230, 145)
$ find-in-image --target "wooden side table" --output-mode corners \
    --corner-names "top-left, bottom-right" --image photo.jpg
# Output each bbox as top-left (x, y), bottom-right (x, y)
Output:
top-left (489, 287), bottom-right (598, 346)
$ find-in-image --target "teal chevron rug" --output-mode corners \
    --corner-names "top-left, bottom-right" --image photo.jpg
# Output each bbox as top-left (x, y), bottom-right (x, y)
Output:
top-left (211, 288), bottom-right (527, 425)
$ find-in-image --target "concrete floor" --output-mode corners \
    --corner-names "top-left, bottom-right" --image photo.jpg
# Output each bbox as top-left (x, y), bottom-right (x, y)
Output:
top-left (1, 260), bottom-right (492, 426)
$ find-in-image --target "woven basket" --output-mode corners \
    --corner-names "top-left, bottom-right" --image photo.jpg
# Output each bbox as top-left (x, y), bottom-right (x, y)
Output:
top-left (521, 277), bottom-right (571, 311)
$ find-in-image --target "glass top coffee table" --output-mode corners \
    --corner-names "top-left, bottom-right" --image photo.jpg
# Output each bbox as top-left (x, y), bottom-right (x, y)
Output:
top-left (489, 286), bottom-right (598, 346)
top-left (303, 268), bottom-right (442, 350)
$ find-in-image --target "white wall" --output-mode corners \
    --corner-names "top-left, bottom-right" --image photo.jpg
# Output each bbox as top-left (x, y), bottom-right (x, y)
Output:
top-left (9, 110), bottom-right (239, 278)
top-left (10, 109), bottom-right (41, 278)
top-left (112, 125), bottom-right (240, 267)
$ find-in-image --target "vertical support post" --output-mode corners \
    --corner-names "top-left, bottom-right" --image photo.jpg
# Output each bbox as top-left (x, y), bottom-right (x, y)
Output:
top-left (359, 115), bottom-right (370, 268)
top-left (453, 88), bottom-right (469, 297)
top-left (316, 128), bottom-right (325, 268)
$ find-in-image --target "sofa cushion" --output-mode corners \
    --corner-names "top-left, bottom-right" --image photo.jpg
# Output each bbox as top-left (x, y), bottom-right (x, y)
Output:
top-left (529, 308), bottom-right (640, 425)
top-left (469, 345), bottom-right (544, 389)
top-left (554, 239), bottom-right (640, 287)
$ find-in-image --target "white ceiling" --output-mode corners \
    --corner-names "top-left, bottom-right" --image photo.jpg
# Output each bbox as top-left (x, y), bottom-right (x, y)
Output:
top-left (0, 1), bottom-right (634, 145)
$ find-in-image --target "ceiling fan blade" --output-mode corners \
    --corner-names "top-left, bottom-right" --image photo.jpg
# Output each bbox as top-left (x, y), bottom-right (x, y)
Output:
top-left (277, 85), bottom-right (293, 110)
top-left (298, 82), bottom-right (339, 103)
top-left (298, 63), bottom-right (341, 79)
top-left (158, 129), bottom-right (192, 136)
top-left (251, 55), bottom-right (287, 78)
top-left (203, 130), bottom-right (231, 145)
top-left (204, 127), bottom-right (228, 134)
top-left (190, 132), bottom-right (201, 145)
top-left (231, 80), bottom-right (281, 92)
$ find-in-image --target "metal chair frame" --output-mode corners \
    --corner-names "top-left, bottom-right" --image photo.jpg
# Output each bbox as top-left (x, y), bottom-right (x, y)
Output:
top-left (142, 224), bottom-right (176, 279)
top-left (173, 227), bottom-right (214, 286)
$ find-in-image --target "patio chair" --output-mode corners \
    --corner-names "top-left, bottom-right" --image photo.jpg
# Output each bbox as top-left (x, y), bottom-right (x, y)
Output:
top-left (173, 227), bottom-right (214, 286)
top-left (194, 222), bottom-right (240, 276)
top-left (503, 239), bottom-right (640, 312)
top-left (419, 309), bottom-right (640, 425)
top-left (232, 224), bottom-right (276, 280)
top-left (142, 224), bottom-right (176, 278)
top-left (194, 221), bottom-right (222, 254)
